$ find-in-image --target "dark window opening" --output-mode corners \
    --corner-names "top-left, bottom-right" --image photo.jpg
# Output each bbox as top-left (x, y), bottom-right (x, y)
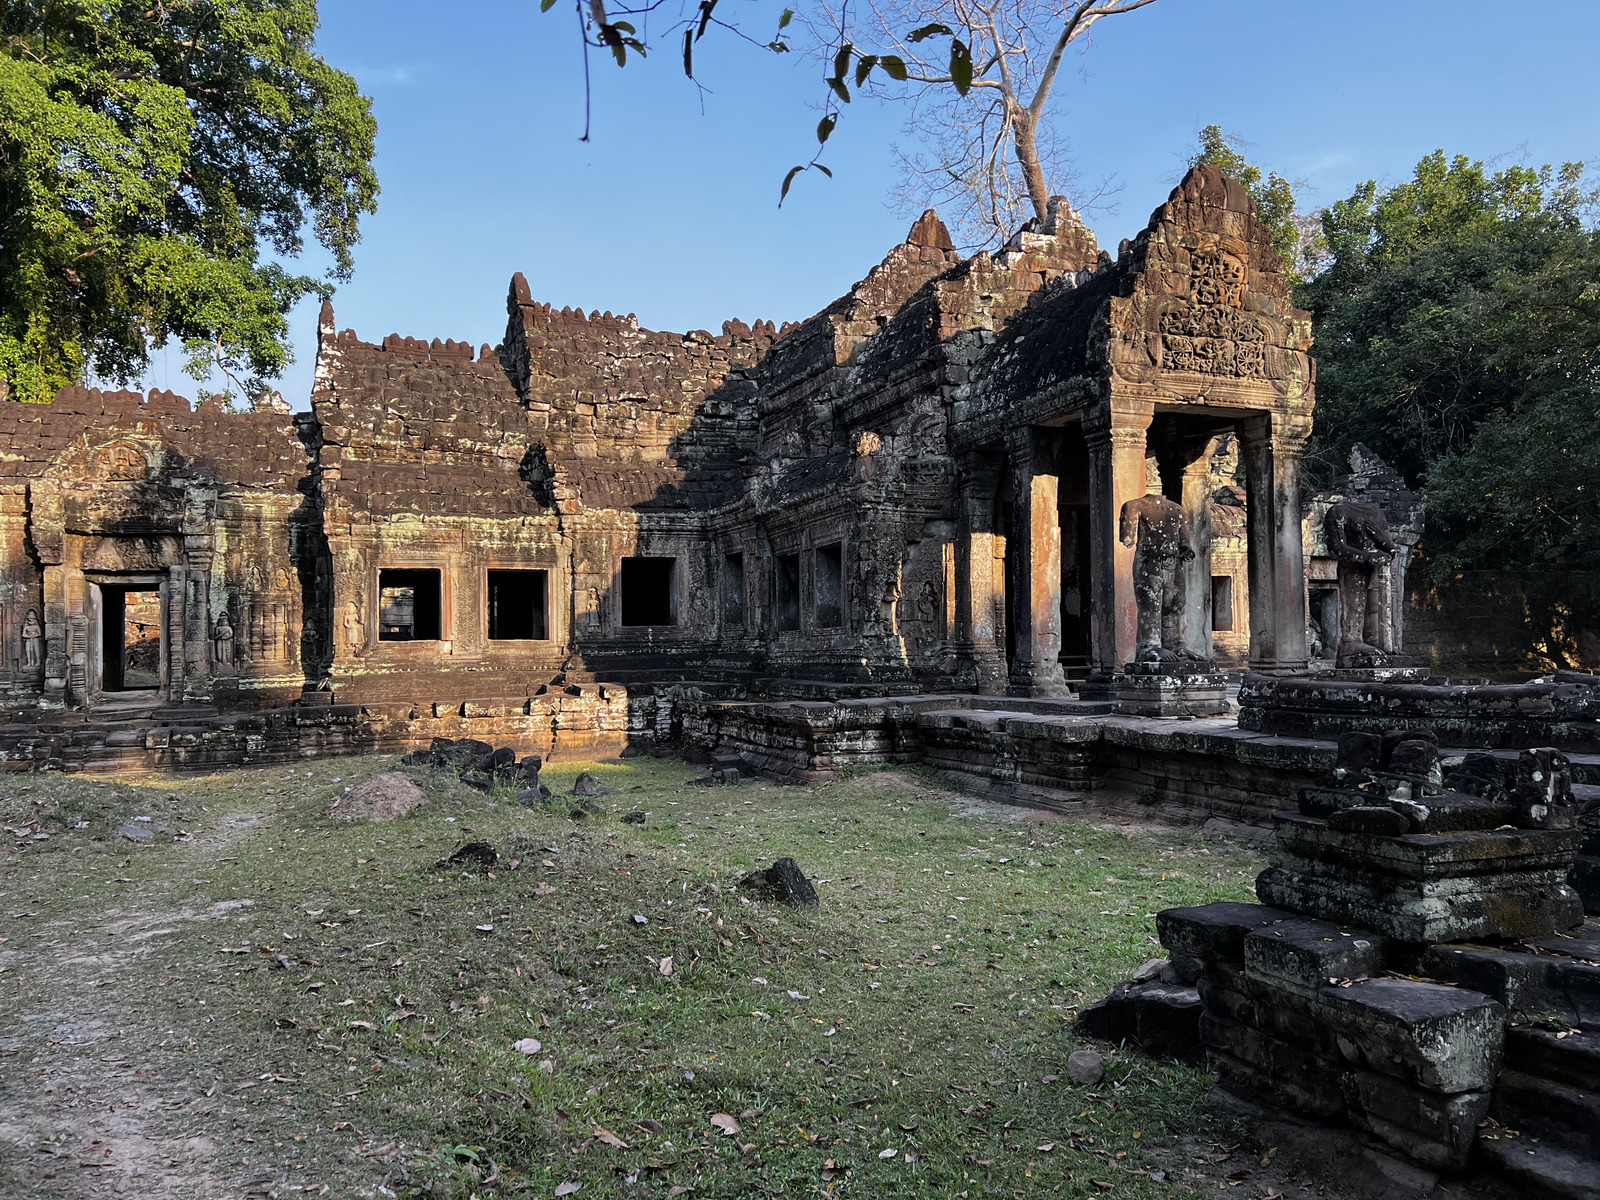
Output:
top-left (774, 553), bottom-right (800, 632)
top-left (379, 569), bottom-right (442, 640)
top-left (101, 588), bottom-right (161, 691)
top-left (1211, 575), bottom-right (1234, 632)
top-left (488, 570), bottom-right (549, 640)
top-left (815, 543), bottom-right (843, 629)
top-left (721, 553), bottom-right (745, 627)
top-left (621, 557), bottom-right (677, 626)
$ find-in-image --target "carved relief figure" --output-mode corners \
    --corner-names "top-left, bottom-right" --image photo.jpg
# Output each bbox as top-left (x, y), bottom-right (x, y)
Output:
top-left (916, 579), bottom-right (938, 626)
top-left (21, 608), bottom-right (43, 669)
top-left (1324, 499), bottom-right (1396, 668)
top-left (212, 611), bottom-right (235, 673)
top-left (343, 600), bottom-right (364, 646)
top-left (1160, 246), bottom-right (1266, 378)
top-left (1119, 487), bottom-right (1196, 665)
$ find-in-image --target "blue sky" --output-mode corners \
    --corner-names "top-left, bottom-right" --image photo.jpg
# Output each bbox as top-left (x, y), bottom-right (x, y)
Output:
top-left (138, 0), bottom-right (1600, 408)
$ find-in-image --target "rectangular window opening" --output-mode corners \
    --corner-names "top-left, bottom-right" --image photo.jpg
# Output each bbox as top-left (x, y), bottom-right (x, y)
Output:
top-left (721, 553), bottom-right (745, 627)
top-left (379, 568), bottom-right (442, 641)
top-left (774, 553), bottom-right (800, 632)
top-left (488, 569), bottom-right (549, 640)
top-left (815, 543), bottom-right (843, 629)
top-left (1211, 575), bottom-right (1234, 633)
top-left (621, 557), bottom-right (677, 626)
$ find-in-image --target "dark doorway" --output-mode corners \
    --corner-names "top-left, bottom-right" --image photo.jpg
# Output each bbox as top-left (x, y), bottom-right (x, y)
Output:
top-left (774, 553), bottom-right (801, 632)
top-left (1059, 503), bottom-right (1092, 673)
top-left (620, 557), bottom-right (678, 626)
top-left (488, 569), bottom-right (549, 640)
top-left (1212, 575), bottom-right (1235, 632)
top-left (814, 543), bottom-right (843, 628)
top-left (101, 588), bottom-right (161, 692)
top-left (379, 569), bottom-right (442, 640)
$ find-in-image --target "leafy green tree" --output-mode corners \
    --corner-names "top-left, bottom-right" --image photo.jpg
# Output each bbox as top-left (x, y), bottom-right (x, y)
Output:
top-left (1298, 151), bottom-right (1600, 574)
top-left (1189, 125), bottom-right (1314, 281)
top-left (0, 0), bottom-right (378, 403)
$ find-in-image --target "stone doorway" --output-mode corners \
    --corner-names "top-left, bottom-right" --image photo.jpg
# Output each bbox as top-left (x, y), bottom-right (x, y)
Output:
top-left (95, 583), bottom-right (164, 695)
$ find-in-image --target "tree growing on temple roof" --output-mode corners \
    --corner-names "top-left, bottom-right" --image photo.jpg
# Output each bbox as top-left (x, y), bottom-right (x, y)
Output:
top-left (0, 0), bottom-right (379, 404)
top-left (1189, 125), bottom-right (1322, 284)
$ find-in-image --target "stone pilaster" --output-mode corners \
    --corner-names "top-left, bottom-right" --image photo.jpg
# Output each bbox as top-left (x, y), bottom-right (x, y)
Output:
top-left (1006, 427), bottom-right (1068, 698)
top-left (952, 451), bottom-right (1007, 694)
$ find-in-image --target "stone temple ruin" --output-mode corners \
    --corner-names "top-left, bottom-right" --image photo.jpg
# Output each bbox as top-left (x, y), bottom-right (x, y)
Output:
top-left (0, 163), bottom-right (1596, 1189)
top-left (0, 165), bottom-right (1324, 776)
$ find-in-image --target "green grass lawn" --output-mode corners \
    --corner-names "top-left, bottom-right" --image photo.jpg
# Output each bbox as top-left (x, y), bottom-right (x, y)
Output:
top-left (0, 754), bottom-right (1266, 1198)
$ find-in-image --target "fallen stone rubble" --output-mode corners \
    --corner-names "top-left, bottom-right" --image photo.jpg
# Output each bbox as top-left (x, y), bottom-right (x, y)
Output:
top-left (402, 737), bottom-right (548, 803)
top-left (1083, 728), bottom-right (1600, 1195)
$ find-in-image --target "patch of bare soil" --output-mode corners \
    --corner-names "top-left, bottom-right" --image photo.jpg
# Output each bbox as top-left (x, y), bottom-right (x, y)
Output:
top-left (324, 773), bottom-right (427, 822)
top-left (0, 903), bottom-right (234, 1198)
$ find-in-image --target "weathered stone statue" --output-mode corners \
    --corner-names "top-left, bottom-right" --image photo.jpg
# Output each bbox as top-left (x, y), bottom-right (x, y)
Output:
top-left (21, 608), bottom-right (42, 669)
top-left (212, 611), bottom-right (235, 673)
top-left (1324, 498), bottom-right (1395, 668)
top-left (1119, 490), bottom-right (1195, 664)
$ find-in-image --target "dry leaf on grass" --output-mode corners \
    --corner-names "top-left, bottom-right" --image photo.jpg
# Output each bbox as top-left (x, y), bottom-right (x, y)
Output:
top-left (594, 1126), bottom-right (628, 1149)
top-left (658, 956), bottom-right (674, 977)
top-left (513, 1038), bottom-right (542, 1055)
top-left (709, 1113), bottom-right (740, 1136)
top-left (554, 1183), bottom-right (582, 1197)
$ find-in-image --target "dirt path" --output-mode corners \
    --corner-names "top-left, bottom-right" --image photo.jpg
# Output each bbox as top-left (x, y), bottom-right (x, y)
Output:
top-left (0, 808), bottom-right (289, 1199)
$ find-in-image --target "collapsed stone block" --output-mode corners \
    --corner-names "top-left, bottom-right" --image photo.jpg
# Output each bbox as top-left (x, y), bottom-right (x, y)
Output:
top-left (1155, 902), bottom-right (1295, 964)
top-left (1317, 979), bottom-right (1504, 1093)
top-left (1341, 1069), bottom-right (1491, 1171)
top-left (1257, 814), bottom-right (1585, 943)
top-left (1074, 978), bottom-right (1203, 1062)
top-left (1242, 918), bottom-right (1387, 997)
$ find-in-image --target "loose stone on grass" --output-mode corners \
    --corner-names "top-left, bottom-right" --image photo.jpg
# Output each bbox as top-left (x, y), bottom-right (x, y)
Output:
top-left (740, 857), bottom-right (819, 906)
top-left (1067, 1048), bottom-right (1105, 1084)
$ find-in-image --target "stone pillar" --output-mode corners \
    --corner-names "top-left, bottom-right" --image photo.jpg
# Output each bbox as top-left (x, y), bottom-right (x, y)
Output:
top-left (1181, 454), bottom-right (1215, 661)
top-left (953, 451), bottom-right (1006, 694)
top-left (1240, 416), bottom-right (1310, 676)
top-left (1084, 400), bottom-right (1154, 677)
top-left (166, 562), bottom-right (187, 702)
top-left (1006, 427), bottom-right (1069, 697)
top-left (41, 563), bottom-right (68, 705)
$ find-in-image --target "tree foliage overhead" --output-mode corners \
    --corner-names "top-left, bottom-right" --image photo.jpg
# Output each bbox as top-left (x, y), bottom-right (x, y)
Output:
top-left (1298, 151), bottom-right (1600, 573)
top-left (544, 0), bottom-right (1158, 246)
top-left (1189, 125), bottom-right (1317, 283)
top-left (0, 0), bottom-right (379, 403)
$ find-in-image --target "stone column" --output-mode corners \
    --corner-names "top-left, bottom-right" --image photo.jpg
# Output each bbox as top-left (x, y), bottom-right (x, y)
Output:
top-left (1084, 399), bottom-right (1154, 677)
top-left (41, 564), bottom-right (68, 705)
top-left (1006, 427), bottom-right (1069, 698)
top-left (1240, 416), bottom-right (1310, 675)
top-left (1181, 454), bottom-right (1215, 660)
top-left (952, 451), bottom-right (1006, 694)
top-left (166, 562), bottom-right (187, 703)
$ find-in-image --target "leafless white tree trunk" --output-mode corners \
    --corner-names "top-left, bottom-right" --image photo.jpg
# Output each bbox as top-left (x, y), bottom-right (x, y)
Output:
top-left (815, 0), bottom-right (1158, 244)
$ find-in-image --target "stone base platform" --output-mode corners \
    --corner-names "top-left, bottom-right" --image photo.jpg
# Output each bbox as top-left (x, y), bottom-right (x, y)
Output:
top-left (1257, 813), bottom-right (1586, 943)
top-left (1111, 668), bottom-right (1231, 718)
top-left (1312, 666), bottom-right (1432, 684)
top-left (1239, 670), bottom-right (1600, 752)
